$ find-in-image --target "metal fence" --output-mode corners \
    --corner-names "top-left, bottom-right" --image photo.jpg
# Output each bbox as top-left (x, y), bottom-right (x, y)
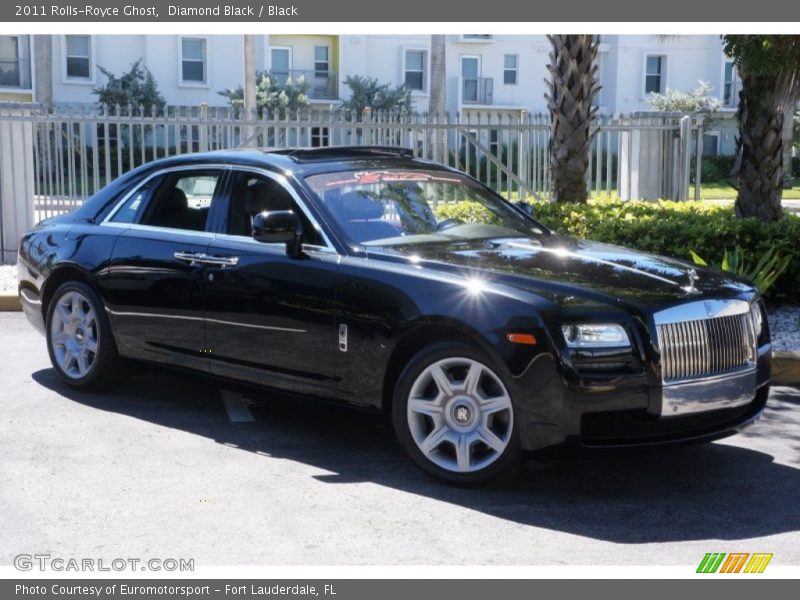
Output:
top-left (0, 102), bottom-right (706, 262)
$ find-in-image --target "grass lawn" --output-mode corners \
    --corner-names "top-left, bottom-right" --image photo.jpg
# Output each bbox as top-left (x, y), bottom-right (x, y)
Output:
top-left (505, 179), bottom-right (800, 202)
top-left (691, 179), bottom-right (800, 200)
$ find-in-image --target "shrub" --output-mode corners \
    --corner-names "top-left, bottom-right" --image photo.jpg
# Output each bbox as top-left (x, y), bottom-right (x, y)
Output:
top-left (435, 198), bottom-right (800, 301)
top-left (340, 75), bottom-right (412, 116)
top-left (692, 155), bottom-right (737, 182)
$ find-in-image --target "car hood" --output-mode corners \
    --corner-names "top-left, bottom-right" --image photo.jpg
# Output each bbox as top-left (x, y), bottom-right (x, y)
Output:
top-left (370, 235), bottom-right (754, 308)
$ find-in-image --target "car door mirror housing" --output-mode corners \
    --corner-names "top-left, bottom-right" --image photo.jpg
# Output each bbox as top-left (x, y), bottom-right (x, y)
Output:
top-left (252, 210), bottom-right (303, 256)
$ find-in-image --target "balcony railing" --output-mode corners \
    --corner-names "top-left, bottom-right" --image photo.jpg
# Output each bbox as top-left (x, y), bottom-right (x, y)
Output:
top-left (0, 58), bottom-right (32, 89)
top-left (268, 69), bottom-right (339, 100)
top-left (462, 77), bottom-right (494, 105)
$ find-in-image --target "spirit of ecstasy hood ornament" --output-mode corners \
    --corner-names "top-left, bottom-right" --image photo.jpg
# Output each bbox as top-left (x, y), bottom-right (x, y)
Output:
top-left (682, 268), bottom-right (700, 295)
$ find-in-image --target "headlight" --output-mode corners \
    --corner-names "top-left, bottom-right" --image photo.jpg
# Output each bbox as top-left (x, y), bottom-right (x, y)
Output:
top-left (750, 302), bottom-right (763, 337)
top-left (561, 323), bottom-right (631, 348)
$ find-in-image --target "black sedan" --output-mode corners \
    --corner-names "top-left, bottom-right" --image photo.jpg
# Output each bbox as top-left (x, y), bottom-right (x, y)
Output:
top-left (17, 146), bottom-right (771, 483)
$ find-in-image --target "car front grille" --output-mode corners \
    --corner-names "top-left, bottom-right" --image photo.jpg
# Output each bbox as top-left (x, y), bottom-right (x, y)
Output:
top-left (656, 312), bottom-right (755, 383)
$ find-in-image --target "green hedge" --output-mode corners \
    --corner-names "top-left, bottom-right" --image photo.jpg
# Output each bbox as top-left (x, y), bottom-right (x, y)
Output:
top-left (436, 198), bottom-right (800, 301)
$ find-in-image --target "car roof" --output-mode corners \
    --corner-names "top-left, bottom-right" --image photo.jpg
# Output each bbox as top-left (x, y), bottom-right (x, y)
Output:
top-left (141, 146), bottom-right (450, 177)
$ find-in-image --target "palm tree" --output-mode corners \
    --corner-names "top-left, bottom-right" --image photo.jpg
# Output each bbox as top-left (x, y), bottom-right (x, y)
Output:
top-left (545, 35), bottom-right (601, 204)
top-left (428, 35), bottom-right (447, 162)
top-left (724, 35), bottom-right (800, 222)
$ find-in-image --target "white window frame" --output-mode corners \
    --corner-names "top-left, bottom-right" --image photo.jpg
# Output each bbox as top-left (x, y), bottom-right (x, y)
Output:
top-left (503, 54), bottom-right (518, 86)
top-left (402, 47), bottom-right (429, 94)
top-left (489, 129), bottom-right (500, 156)
top-left (0, 35), bottom-right (33, 92)
top-left (642, 53), bottom-right (667, 97)
top-left (61, 35), bottom-right (94, 85)
top-left (702, 131), bottom-right (721, 157)
top-left (311, 126), bottom-right (330, 147)
top-left (179, 36), bottom-right (209, 87)
top-left (460, 54), bottom-right (482, 104)
top-left (722, 59), bottom-right (740, 108)
top-left (313, 45), bottom-right (331, 78)
top-left (268, 46), bottom-right (293, 75)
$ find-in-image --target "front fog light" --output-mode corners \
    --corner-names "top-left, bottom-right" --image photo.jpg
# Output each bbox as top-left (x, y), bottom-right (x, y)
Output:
top-left (562, 323), bottom-right (631, 348)
top-left (751, 303), bottom-right (763, 337)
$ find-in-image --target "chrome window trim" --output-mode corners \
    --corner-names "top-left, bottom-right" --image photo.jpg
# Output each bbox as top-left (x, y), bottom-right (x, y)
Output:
top-left (653, 299), bottom-right (750, 325)
top-left (102, 163), bottom-right (231, 224)
top-left (101, 163), bottom-right (337, 252)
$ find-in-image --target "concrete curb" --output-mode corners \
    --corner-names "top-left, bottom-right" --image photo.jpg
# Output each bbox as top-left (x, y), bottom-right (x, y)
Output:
top-left (773, 351), bottom-right (800, 387)
top-left (0, 292), bottom-right (21, 311)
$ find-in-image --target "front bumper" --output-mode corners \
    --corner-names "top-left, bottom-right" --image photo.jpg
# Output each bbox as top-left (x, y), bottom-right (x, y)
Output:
top-left (514, 342), bottom-right (771, 454)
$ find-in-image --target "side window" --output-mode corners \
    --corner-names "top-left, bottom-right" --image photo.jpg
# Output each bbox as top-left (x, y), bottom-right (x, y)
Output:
top-left (109, 177), bottom-right (160, 224)
top-left (138, 170), bottom-right (223, 231)
top-left (226, 172), bottom-right (323, 246)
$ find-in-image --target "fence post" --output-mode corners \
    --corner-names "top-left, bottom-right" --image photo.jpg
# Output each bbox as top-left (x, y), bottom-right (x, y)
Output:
top-left (0, 104), bottom-right (36, 264)
top-left (199, 103), bottom-right (209, 152)
top-left (694, 116), bottom-right (703, 201)
top-left (678, 115), bottom-right (691, 201)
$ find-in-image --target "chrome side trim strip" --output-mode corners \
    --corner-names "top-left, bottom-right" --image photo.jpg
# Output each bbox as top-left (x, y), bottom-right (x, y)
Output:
top-left (105, 308), bottom-right (306, 333)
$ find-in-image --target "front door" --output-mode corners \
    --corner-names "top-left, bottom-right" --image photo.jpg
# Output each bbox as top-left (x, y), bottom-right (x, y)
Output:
top-left (203, 169), bottom-right (339, 396)
top-left (104, 167), bottom-right (226, 371)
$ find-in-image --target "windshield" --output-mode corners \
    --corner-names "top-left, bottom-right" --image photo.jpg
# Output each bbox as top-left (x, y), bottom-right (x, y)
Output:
top-left (305, 169), bottom-right (546, 247)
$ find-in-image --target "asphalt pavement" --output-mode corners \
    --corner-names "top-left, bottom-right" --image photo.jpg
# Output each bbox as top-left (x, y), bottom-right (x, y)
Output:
top-left (1, 311), bottom-right (798, 566)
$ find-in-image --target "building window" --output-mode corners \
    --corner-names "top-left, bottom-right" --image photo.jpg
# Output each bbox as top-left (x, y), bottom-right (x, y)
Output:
top-left (702, 133), bottom-right (720, 157)
top-left (65, 35), bottom-right (91, 80)
top-left (311, 127), bottom-right (330, 147)
top-left (314, 46), bottom-right (330, 77)
top-left (270, 47), bottom-right (292, 85)
top-left (0, 35), bottom-right (31, 89)
top-left (644, 55), bottom-right (665, 95)
top-left (181, 38), bottom-right (206, 84)
top-left (503, 54), bottom-right (518, 85)
top-left (723, 60), bottom-right (739, 107)
top-left (489, 130), bottom-right (500, 156)
top-left (404, 50), bottom-right (426, 91)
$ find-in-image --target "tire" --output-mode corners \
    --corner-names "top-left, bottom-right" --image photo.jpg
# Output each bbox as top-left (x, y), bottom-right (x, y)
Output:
top-left (45, 280), bottom-right (123, 391)
top-left (392, 341), bottom-right (522, 484)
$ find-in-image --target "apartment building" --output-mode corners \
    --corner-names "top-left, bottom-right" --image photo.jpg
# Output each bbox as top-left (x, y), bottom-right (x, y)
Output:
top-left (0, 33), bottom-right (742, 154)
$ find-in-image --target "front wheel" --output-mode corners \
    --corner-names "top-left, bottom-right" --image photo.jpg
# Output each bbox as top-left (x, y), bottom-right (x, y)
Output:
top-left (46, 281), bottom-right (123, 391)
top-left (392, 342), bottom-right (521, 484)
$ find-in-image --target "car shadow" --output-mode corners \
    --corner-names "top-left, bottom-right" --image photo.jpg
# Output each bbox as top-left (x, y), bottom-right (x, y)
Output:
top-left (32, 367), bottom-right (800, 545)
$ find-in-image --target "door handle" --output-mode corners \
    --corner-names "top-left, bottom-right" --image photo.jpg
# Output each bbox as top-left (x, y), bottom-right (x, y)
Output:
top-left (174, 251), bottom-right (205, 264)
top-left (173, 251), bottom-right (239, 267)
top-left (201, 254), bottom-right (240, 267)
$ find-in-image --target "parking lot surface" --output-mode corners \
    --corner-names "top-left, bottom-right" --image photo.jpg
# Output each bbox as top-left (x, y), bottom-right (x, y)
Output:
top-left (1, 312), bottom-right (798, 566)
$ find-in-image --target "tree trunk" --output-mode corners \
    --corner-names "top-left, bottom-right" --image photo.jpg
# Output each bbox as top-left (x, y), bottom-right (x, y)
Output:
top-left (545, 35), bottom-right (600, 204)
top-left (243, 35), bottom-right (257, 146)
top-left (428, 35), bottom-right (447, 163)
top-left (734, 73), bottom-right (786, 222)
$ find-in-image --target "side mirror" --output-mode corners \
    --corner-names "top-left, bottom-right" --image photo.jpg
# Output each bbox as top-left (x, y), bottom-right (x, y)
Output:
top-left (252, 210), bottom-right (303, 257)
top-left (511, 201), bottom-right (534, 218)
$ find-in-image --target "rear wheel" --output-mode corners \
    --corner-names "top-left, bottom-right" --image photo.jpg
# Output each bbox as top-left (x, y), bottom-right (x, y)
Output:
top-left (392, 342), bottom-right (521, 484)
top-left (46, 281), bottom-right (123, 391)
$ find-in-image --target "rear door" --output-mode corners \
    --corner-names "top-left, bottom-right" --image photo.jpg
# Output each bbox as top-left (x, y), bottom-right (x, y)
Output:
top-left (103, 166), bottom-right (227, 371)
top-left (203, 168), bottom-right (340, 396)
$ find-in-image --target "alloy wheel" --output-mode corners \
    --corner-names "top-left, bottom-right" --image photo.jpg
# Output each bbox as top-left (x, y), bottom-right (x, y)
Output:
top-left (406, 357), bottom-right (514, 473)
top-left (49, 290), bottom-right (99, 379)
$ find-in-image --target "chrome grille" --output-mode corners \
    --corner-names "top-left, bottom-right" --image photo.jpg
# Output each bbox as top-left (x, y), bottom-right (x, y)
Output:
top-left (657, 313), bottom-right (755, 383)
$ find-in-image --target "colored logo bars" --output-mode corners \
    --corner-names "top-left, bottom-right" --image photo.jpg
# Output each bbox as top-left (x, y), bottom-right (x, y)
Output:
top-left (696, 553), bottom-right (773, 573)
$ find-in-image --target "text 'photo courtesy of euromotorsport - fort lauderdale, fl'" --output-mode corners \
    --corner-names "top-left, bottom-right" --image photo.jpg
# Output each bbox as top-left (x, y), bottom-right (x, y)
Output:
top-left (0, 0), bottom-right (799, 599)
